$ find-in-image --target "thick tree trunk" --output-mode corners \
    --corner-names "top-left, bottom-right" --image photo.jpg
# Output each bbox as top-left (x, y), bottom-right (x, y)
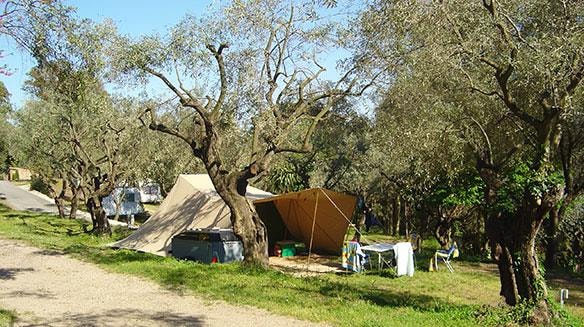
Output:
top-left (434, 216), bottom-right (452, 248)
top-left (54, 179), bottom-right (67, 218)
top-left (209, 172), bottom-right (268, 267)
top-left (69, 187), bottom-right (80, 219)
top-left (228, 195), bottom-right (268, 266)
top-left (487, 211), bottom-right (548, 304)
top-left (86, 196), bottom-right (111, 235)
top-left (479, 158), bottom-right (561, 323)
top-left (391, 195), bottom-right (400, 236)
top-left (54, 196), bottom-right (66, 218)
top-left (484, 189), bottom-right (557, 323)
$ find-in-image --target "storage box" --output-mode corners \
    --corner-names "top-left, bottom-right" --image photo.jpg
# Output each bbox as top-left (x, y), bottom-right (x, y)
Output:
top-left (276, 241), bottom-right (296, 257)
top-left (171, 228), bottom-right (243, 263)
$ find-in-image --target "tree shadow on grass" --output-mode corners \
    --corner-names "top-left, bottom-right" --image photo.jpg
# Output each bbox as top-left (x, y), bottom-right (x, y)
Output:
top-left (287, 274), bottom-right (480, 316)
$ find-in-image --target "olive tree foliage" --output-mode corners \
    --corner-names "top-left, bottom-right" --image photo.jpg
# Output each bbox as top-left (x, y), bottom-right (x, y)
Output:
top-left (0, 82), bottom-right (13, 176)
top-left (14, 15), bottom-right (143, 234)
top-left (128, 102), bottom-right (206, 196)
top-left (546, 92), bottom-right (584, 268)
top-left (110, 0), bottom-right (373, 265)
top-left (359, 0), bottom-right (584, 319)
top-left (262, 98), bottom-right (371, 194)
top-left (369, 76), bottom-right (471, 238)
top-left (0, 0), bottom-right (71, 59)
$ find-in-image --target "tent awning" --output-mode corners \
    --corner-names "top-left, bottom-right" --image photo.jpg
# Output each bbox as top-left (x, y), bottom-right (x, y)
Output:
top-left (254, 188), bottom-right (357, 254)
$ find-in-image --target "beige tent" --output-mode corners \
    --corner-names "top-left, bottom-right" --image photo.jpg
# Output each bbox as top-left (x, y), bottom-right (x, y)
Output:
top-left (254, 188), bottom-right (356, 254)
top-left (112, 174), bottom-right (273, 256)
top-left (113, 174), bottom-right (357, 256)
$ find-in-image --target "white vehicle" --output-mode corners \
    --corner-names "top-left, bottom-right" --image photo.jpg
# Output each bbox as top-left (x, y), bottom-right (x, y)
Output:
top-left (102, 187), bottom-right (147, 218)
top-left (137, 182), bottom-right (163, 204)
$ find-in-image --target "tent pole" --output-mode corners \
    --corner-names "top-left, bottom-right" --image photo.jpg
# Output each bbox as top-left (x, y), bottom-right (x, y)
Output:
top-left (306, 189), bottom-right (319, 270)
top-left (320, 189), bottom-right (373, 245)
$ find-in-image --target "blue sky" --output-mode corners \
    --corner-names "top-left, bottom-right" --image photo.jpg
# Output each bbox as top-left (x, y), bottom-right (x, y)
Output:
top-left (1, 0), bottom-right (213, 107)
top-left (0, 0), bottom-right (356, 109)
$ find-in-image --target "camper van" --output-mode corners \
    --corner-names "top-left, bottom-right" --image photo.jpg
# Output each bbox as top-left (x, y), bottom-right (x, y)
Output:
top-left (138, 182), bottom-right (162, 203)
top-left (102, 187), bottom-right (147, 218)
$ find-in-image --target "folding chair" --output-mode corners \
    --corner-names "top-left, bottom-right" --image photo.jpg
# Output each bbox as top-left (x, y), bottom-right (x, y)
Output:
top-left (434, 242), bottom-right (458, 273)
top-left (342, 241), bottom-right (369, 272)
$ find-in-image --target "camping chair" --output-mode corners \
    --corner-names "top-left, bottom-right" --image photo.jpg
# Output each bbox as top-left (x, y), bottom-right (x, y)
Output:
top-left (342, 241), bottom-right (369, 273)
top-left (433, 242), bottom-right (458, 273)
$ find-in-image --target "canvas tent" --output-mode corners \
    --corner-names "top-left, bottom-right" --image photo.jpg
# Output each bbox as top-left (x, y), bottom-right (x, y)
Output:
top-left (113, 174), bottom-right (357, 256)
top-left (112, 174), bottom-right (273, 256)
top-left (255, 188), bottom-right (357, 254)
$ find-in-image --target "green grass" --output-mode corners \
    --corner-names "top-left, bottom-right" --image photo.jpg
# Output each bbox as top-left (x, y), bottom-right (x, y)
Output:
top-left (0, 206), bottom-right (581, 327)
top-left (142, 203), bottom-right (160, 215)
top-left (0, 309), bottom-right (16, 327)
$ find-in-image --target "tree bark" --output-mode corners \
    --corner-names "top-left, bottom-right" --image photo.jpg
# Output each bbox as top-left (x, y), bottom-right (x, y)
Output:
top-left (434, 215), bottom-right (452, 248)
top-left (211, 174), bottom-right (269, 266)
top-left (53, 179), bottom-right (68, 218)
top-left (86, 196), bottom-right (111, 235)
top-left (69, 186), bottom-right (80, 219)
top-left (54, 196), bottom-right (66, 218)
top-left (391, 195), bottom-right (400, 236)
top-left (480, 162), bottom-right (559, 323)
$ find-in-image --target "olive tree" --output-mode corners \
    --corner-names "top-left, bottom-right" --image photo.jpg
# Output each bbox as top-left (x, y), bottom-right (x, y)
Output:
top-left (0, 82), bottom-right (13, 178)
top-left (359, 0), bottom-right (584, 320)
top-left (112, 0), bottom-right (372, 265)
top-left (17, 14), bottom-right (141, 234)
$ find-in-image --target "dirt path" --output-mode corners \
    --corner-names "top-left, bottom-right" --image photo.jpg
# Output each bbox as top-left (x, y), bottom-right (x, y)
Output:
top-left (0, 181), bottom-right (124, 227)
top-left (0, 238), bottom-right (324, 327)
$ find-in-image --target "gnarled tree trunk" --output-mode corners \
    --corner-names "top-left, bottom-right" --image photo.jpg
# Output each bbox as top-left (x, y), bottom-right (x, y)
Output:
top-left (486, 195), bottom-right (556, 324)
top-left (69, 185), bottom-right (81, 219)
top-left (210, 172), bottom-right (269, 266)
top-left (86, 196), bottom-right (111, 236)
top-left (479, 159), bottom-right (562, 323)
top-left (53, 179), bottom-right (68, 218)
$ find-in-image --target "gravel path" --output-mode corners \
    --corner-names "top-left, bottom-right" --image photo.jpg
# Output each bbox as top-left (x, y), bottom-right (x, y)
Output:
top-left (0, 181), bottom-right (57, 213)
top-left (0, 238), bottom-right (324, 327)
top-left (0, 181), bottom-right (124, 226)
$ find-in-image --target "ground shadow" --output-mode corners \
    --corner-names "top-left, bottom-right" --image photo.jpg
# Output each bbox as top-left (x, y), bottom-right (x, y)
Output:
top-left (32, 249), bottom-right (63, 256)
top-left (0, 267), bottom-right (34, 280)
top-left (17, 308), bottom-right (205, 327)
top-left (4, 290), bottom-right (56, 299)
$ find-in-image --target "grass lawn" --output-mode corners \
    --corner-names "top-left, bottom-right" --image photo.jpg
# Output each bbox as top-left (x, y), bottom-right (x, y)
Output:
top-left (0, 309), bottom-right (16, 327)
top-left (142, 203), bottom-right (160, 215)
top-left (0, 205), bottom-right (581, 327)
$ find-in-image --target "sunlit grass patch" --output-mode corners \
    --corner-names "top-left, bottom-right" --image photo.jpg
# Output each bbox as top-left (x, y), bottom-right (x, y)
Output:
top-left (0, 308), bottom-right (16, 327)
top-left (0, 205), bottom-right (581, 327)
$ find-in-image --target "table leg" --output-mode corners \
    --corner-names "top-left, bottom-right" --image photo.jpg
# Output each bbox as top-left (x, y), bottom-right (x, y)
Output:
top-left (378, 253), bottom-right (381, 271)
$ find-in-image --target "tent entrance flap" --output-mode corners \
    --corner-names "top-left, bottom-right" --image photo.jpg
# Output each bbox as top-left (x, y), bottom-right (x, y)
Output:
top-left (255, 201), bottom-right (287, 250)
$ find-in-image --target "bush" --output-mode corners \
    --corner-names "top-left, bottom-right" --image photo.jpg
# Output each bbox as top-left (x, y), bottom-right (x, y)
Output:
top-left (30, 175), bottom-right (51, 196)
top-left (557, 200), bottom-right (584, 273)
